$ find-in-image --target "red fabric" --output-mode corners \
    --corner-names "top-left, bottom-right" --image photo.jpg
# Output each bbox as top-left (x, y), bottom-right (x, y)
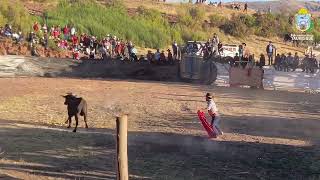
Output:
top-left (33, 24), bottom-right (39, 32)
top-left (73, 51), bottom-right (79, 60)
top-left (197, 110), bottom-right (217, 138)
top-left (71, 35), bottom-right (78, 45)
top-left (63, 27), bottom-right (70, 35)
top-left (53, 30), bottom-right (60, 38)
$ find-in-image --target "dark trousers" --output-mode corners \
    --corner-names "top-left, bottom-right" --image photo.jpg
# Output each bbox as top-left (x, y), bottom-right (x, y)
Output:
top-left (268, 53), bottom-right (273, 65)
top-left (211, 114), bottom-right (215, 127)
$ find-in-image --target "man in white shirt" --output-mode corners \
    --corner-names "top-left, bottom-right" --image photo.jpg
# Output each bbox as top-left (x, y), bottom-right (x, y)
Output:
top-left (202, 93), bottom-right (223, 135)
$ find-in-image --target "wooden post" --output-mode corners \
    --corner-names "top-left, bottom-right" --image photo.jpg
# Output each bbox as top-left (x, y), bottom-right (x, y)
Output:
top-left (116, 115), bottom-right (129, 180)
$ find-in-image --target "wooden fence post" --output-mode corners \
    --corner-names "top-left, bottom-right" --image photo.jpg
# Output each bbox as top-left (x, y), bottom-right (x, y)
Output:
top-left (116, 115), bottom-right (129, 180)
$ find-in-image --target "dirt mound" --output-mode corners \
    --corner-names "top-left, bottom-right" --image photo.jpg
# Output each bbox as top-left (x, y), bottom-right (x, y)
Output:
top-left (0, 38), bottom-right (73, 59)
top-left (0, 39), bottom-right (30, 56)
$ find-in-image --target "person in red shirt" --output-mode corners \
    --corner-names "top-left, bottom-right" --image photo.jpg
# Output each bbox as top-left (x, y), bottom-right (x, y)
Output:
top-left (63, 25), bottom-right (70, 40)
top-left (71, 35), bottom-right (78, 46)
top-left (33, 22), bottom-right (39, 32)
top-left (53, 26), bottom-right (61, 39)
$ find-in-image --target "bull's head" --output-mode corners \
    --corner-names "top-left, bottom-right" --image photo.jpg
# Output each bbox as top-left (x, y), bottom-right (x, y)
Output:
top-left (62, 93), bottom-right (76, 105)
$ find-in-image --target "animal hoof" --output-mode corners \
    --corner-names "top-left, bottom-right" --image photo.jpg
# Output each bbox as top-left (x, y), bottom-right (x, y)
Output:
top-left (73, 130), bottom-right (77, 133)
top-left (85, 126), bottom-right (88, 129)
top-left (67, 126), bottom-right (71, 129)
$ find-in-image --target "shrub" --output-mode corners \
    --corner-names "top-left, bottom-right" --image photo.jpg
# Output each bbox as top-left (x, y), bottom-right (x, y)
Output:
top-left (45, 0), bottom-right (181, 48)
top-left (208, 14), bottom-right (228, 28)
top-left (0, 0), bottom-right (35, 33)
top-left (221, 14), bottom-right (253, 37)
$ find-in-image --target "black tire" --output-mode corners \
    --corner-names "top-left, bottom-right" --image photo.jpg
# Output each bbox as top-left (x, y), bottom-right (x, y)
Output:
top-left (207, 62), bottom-right (218, 85)
top-left (200, 61), bottom-right (218, 85)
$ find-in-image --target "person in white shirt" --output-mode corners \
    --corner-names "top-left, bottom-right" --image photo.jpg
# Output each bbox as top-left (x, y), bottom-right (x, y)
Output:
top-left (202, 93), bottom-right (223, 135)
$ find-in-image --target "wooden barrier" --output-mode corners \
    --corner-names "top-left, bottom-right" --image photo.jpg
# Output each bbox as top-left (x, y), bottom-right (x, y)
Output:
top-left (229, 67), bottom-right (263, 88)
top-left (116, 115), bottom-right (129, 180)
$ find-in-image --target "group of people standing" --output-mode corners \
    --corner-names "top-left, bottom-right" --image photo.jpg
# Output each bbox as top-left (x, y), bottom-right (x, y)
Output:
top-left (30, 22), bottom-right (139, 60)
top-left (259, 41), bottom-right (319, 73)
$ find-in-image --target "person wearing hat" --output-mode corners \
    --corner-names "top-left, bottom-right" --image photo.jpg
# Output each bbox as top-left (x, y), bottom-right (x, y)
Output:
top-left (201, 93), bottom-right (223, 135)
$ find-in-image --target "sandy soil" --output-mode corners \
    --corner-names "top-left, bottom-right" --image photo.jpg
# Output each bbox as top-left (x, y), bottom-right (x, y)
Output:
top-left (0, 77), bottom-right (319, 179)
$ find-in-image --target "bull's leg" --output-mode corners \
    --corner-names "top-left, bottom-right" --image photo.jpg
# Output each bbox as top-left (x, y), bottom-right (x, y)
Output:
top-left (73, 115), bottom-right (79, 132)
top-left (67, 116), bottom-right (71, 128)
top-left (84, 114), bottom-right (88, 129)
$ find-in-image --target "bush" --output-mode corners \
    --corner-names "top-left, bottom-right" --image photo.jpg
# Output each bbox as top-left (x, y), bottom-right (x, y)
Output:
top-left (0, 0), bottom-right (35, 33)
top-left (45, 0), bottom-right (182, 48)
top-left (221, 14), bottom-right (254, 37)
top-left (208, 14), bottom-right (228, 28)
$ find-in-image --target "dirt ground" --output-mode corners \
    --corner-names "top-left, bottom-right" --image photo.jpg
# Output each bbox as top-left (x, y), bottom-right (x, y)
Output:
top-left (0, 77), bottom-right (319, 180)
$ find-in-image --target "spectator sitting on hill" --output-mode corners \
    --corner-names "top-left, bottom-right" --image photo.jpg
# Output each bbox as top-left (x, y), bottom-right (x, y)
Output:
top-left (63, 25), bottom-right (70, 40)
top-left (59, 40), bottom-right (68, 50)
top-left (160, 50), bottom-right (166, 63)
top-left (138, 55), bottom-right (145, 62)
top-left (70, 26), bottom-right (76, 36)
top-left (71, 34), bottom-right (79, 46)
top-left (33, 22), bottom-right (39, 32)
top-left (42, 24), bottom-right (48, 33)
top-left (89, 47), bottom-right (95, 59)
top-left (147, 50), bottom-right (153, 63)
top-left (52, 26), bottom-right (61, 39)
top-left (4, 24), bottom-right (12, 37)
top-left (155, 49), bottom-right (161, 63)
top-left (167, 49), bottom-right (173, 64)
top-left (130, 45), bottom-right (138, 61)
top-left (12, 32), bottom-right (23, 44)
top-left (73, 47), bottom-right (80, 60)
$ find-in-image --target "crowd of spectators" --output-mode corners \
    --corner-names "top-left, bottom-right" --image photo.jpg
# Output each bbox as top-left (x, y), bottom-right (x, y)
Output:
top-left (0, 24), bottom-right (24, 44)
top-left (0, 23), bottom-right (318, 72)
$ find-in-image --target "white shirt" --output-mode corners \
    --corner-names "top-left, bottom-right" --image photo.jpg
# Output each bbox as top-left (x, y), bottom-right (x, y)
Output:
top-left (207, 99), bottom-right (218, 113)
top-left (71, 27), bottom-right (76, 36)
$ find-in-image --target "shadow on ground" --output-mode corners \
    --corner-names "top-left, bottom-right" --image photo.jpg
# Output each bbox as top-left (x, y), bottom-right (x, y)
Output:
top-left (0, 119), bottom-right (319, 180)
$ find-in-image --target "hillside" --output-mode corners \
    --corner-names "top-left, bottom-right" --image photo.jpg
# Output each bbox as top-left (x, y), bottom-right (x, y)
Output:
top-left (2, 0), bottom-right (309, 56)
top-left (247, 0), bottom-right (320, 15)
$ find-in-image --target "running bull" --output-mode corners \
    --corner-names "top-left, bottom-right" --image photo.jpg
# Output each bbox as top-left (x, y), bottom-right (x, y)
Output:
top-left (62, 93), bottom-right (88, 132)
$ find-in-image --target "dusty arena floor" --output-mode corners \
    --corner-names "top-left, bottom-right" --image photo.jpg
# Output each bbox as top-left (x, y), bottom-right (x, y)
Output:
top-left (0, 77), bottom-right (319, 180)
